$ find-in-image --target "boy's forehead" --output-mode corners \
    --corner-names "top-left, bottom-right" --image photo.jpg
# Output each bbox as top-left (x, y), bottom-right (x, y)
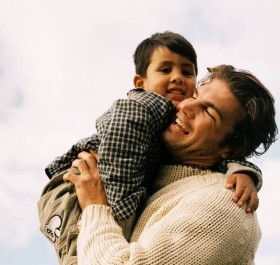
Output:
top-left (151, 46), bottom-right (194, 65)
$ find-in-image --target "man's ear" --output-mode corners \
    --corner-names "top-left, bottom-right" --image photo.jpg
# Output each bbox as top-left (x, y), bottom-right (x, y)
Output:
top-left (134, 74), bottom-right (144, 88)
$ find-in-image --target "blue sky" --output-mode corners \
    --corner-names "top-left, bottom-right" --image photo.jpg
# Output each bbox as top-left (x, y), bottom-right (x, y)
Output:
top-left (0, 0), bottom-right (280, 264)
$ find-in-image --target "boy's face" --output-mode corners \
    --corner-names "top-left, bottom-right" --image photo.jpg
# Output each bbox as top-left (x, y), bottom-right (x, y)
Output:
top-left (134, 46), bottom-right (196, 106)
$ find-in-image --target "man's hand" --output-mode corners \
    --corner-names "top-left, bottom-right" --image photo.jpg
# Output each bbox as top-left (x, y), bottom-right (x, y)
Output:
top-left (63, 150), bottom-right (109, 210)
top-left (226, 173), bottom-right (259, 213)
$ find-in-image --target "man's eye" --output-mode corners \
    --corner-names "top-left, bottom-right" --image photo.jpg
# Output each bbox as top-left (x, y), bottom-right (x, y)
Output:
top-left (205, 107), bottom-right (216, 120)
top-left (160, 67), bottom-right (171, 73)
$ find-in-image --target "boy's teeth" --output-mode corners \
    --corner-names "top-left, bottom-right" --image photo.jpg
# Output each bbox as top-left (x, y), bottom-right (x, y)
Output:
top-left (169, 88), bottom-right (183, 95)
top-left (171, 90), bottom-right (183, 94)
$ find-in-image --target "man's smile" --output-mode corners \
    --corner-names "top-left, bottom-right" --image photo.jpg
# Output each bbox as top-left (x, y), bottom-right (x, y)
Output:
top-left (174, 117), bottom-right (189, 135)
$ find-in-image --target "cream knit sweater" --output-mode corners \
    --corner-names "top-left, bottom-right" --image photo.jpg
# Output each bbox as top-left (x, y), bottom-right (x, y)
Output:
top-left (78, 164), bottom-right (261, 265)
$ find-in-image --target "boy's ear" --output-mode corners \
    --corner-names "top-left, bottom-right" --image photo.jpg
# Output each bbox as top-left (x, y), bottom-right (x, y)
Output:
top-left (134, 74), bottom-right (144, 88)
top-left (221, 146), bottom-right (246, 161)
top-left (220, 147), bottom-right (231, 160)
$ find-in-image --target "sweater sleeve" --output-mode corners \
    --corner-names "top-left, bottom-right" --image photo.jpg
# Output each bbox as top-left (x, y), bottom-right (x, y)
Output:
top-left (77, 188), bottom-right (261, 265)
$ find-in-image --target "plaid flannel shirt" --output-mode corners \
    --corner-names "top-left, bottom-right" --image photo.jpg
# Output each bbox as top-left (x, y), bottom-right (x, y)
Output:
top-left (45, 89), bottom-right (261, 221)
top-left (46, 89), bottom-right (176, 220)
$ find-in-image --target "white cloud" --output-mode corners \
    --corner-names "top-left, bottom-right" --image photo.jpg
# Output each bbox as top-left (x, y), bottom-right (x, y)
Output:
top-left (255, 159), bottom-right (280, 256)
top-left (256, 255), bottom-right (280, 265)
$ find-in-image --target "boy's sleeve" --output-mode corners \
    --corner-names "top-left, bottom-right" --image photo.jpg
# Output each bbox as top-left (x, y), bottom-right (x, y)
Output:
top-left (96, 89), bottom-right (176, 221)
top-left (45, 134), bottom-right (100, 179)
top-left (216, 160), bottom-right (262, 191)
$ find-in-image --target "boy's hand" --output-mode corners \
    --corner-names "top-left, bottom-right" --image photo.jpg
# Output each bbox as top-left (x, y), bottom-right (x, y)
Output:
top-left (226, 173), bottom-right (259, 213)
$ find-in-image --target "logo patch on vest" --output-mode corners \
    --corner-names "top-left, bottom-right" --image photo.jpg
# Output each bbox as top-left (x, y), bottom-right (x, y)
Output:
top-left (45, 215), bottom-right (62, 243)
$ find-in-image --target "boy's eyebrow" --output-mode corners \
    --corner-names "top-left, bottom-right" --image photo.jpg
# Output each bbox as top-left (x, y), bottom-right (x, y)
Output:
top-left (182, 62), bottom-right (194, 67)
top-left (159, 60), bottom-right (194, 67)
top-left (182, 63), bottom-right (196, 71)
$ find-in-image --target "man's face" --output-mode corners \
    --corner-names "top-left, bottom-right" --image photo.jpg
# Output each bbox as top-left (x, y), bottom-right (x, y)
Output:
top-left (162, 79), bottom-right (242, 166)
top-left (134, 46), bottom-right (196, 106)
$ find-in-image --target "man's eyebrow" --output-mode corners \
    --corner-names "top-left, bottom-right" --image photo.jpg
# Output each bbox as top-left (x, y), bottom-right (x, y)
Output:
top-left (205, 101), bottom-right (223, 121)
top-left (196, 88), bottom-right (223, 120)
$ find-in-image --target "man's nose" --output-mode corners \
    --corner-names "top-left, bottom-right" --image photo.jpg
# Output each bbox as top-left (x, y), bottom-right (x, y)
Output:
top-left (178, 100), bottom-right (195, 119)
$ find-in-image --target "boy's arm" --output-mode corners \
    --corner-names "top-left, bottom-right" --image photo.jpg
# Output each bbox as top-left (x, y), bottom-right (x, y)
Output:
top-left (217, 160), bottom-right (262, 213)
top-left (45, 134), bottom-right (100, 179)
top-left (225, 173), bottom-right (259, 213)
top-left (217, 159), bottom-right (262, 191)
top-left (96, 89), bottom-right (175, 221)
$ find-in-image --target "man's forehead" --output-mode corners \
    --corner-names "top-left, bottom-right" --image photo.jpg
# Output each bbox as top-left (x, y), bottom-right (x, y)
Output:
top-left (197, 79), bottom-right (241, 119)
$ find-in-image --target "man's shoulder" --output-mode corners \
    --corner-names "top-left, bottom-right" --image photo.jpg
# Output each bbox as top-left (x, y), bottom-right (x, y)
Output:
top-left (172, 174), bottom-right (259, 235)
top-left (179, 174), bottom-right (255, 219)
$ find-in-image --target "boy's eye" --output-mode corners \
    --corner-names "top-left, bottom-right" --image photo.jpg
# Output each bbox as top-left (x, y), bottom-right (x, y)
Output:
top-left (182, 70), bottom-right (192, 76)
top-left (160, 67), bottom-right (171, 73)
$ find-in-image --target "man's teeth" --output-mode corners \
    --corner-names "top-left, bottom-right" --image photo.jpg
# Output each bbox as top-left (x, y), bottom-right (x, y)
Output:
top-left (175, 118), bottom-right (189, 134)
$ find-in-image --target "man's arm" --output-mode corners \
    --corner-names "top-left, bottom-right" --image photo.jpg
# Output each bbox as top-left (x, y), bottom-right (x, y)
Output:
top-left (77, 190), bottom-right (260, 265)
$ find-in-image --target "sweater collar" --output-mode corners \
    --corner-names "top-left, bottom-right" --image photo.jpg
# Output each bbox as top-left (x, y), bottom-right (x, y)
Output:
top-left (152, 164), bottom-right (213, 193)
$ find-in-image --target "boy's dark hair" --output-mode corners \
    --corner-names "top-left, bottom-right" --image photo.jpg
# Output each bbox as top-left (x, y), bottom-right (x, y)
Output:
top-left (133, 31), bottom-right (198, 77)
top-left (199, 64), bottom-right (278, 159)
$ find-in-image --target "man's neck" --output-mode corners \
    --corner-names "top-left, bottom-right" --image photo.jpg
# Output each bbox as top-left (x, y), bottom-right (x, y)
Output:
top-left (168, 156), bottom-right (221, 168)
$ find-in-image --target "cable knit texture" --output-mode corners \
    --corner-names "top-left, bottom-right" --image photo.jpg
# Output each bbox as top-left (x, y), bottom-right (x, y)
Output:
top-left (78, 165), bottom-right (261, 265)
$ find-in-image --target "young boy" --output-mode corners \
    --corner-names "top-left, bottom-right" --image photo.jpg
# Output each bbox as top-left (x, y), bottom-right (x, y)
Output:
top-left (38, 31), bottom-right (262, 264)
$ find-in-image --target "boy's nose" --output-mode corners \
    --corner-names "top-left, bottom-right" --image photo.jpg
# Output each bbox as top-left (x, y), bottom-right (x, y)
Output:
top-left (171, 71), bottom-right (184, 84)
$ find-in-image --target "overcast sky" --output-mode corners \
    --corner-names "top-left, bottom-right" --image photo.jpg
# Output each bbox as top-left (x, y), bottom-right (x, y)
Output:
top-left (0, 0), bottom-right (279, 264)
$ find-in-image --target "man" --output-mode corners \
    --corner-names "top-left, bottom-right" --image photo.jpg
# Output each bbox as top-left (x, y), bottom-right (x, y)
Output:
top-left (64, 65), bottom-right (277, 264)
